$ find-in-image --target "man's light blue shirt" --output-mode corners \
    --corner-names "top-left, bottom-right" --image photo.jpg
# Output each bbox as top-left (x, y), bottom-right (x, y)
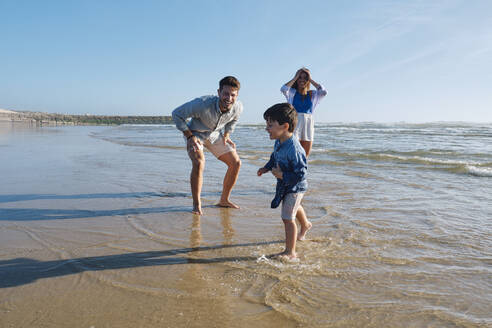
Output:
top-left (172, 95), bottom-right (243, 143)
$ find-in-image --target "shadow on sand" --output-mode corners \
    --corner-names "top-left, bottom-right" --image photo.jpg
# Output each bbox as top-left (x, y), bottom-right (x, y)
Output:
top-left (0, 190), bottom-right (272, 221)
top-left (0, 241), bottom-right (282, 288)
top-left (0, 206), bottom-right (196, 221)
top-left (0, 192), bottom-right (186, 203)
top-left (0, 189), bottom-right (271, 204)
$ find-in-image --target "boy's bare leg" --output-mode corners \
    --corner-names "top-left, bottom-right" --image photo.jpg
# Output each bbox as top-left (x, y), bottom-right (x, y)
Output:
top-left (188, 147), bottom-right (205, 215)
top-left (279, 219), bottom-right (297, 259)
top-left (296, 205), bottom-right (312, 241)
top-left (217, 150), bottom-right (241, 208)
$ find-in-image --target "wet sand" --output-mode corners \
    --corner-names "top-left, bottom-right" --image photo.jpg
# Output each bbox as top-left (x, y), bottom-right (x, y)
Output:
top-left (1, 123), bottom-right (491, 327)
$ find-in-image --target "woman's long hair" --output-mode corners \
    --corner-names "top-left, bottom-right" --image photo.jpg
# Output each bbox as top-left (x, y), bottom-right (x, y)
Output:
top-left (292, 71), bottom-right (311, 96)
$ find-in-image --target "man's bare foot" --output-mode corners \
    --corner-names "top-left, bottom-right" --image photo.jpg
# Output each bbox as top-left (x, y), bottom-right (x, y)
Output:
top-left (216, 200), bottom-right (240, 209)
top-left (297, 221), bottom-right (312, 241)
top-left (192, 204), bottom-right (203, 215)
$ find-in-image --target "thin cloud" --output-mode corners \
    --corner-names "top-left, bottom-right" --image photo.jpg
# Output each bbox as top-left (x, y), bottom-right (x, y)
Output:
top-left (320, 1), bottom-right (460, 74)
top-left (334, 42), bottom-right (447, 91)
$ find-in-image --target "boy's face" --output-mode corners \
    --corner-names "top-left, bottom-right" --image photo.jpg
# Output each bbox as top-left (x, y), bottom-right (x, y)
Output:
top-left (265, 118), bottom-right (288, 140)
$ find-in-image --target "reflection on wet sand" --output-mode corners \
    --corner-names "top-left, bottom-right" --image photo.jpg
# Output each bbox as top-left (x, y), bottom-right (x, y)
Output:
top-left (220, 208), bottom-right (235, 245)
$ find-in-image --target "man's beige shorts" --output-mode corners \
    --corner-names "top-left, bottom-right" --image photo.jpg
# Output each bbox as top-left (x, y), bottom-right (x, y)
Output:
top-left (186, 134), bottom-right (234, 158)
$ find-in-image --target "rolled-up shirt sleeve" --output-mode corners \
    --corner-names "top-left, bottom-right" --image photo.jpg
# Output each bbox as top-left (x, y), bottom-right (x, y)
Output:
top-left (311, 84), bottom-right (327, 110)
top-left (224, 118), bottom-right (237, 135)
top-left (172, 98), bottom-right (202, 132)
top-left (315, 84), bottom-right (328, 98)
top-left (280, 85), bottom-right (296, 104)
top-left (280, 84), bottom-right (290, 97)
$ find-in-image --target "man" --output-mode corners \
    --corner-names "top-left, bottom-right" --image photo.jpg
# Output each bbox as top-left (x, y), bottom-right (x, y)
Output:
top-left (172, 76), bottom-right (242, 215)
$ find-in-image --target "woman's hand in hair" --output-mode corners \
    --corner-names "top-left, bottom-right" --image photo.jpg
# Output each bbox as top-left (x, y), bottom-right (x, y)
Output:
top-left (301, 67), bottom-right (311, 82)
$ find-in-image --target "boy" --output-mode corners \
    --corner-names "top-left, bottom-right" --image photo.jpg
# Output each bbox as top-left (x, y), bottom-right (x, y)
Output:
top-left (257, 103), bottom-right (312, 261)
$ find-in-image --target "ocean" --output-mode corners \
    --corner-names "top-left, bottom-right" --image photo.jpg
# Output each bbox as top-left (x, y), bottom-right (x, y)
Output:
top-left (1, 122), bottom-right (491, 327)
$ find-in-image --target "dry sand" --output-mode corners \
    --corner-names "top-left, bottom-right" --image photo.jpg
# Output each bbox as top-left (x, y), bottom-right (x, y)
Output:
top-left (0, 108), bottom-right (18, 114)
top-left (0, 108), bottom-right (19, 121)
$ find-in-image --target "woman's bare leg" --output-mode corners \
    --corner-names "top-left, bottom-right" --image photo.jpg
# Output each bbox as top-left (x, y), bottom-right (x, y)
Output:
top-left (299, 140), bottom-right (312, 157)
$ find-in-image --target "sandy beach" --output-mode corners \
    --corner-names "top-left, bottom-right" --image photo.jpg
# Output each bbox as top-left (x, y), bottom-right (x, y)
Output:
top-left (1, 123), bottom-right (491, 327)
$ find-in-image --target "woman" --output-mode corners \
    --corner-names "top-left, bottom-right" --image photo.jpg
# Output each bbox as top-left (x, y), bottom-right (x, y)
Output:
top-left (281, 68), bottom-right (327, 157)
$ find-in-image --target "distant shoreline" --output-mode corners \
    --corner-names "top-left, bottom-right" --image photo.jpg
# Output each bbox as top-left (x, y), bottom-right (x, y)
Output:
top-left (0, 109), bottom-right (173, 125)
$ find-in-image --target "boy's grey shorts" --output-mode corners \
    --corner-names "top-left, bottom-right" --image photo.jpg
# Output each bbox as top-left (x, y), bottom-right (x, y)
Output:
top-left (281, 193), bottom-right (304, 220)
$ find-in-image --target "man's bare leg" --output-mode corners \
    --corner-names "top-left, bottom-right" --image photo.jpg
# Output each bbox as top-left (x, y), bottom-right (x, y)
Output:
top-left (188, 146), bottom-right (205, 215)
top-left (217, 150), bottom-right (241, 208)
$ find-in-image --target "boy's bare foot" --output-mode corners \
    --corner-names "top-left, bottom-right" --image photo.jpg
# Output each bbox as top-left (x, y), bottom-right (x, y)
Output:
top-left (216, 200), bottom-right (240, 209)
top-left (274, 251), bottom-right (298, 262)
top-left (277, 253), bottom-right (299, 262)
top-left (297, 221), bottom-right (312, 241)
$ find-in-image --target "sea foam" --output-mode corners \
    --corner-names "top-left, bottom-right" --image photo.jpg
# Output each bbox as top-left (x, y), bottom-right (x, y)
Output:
top-left (465, 165), bottom-right (492, 177)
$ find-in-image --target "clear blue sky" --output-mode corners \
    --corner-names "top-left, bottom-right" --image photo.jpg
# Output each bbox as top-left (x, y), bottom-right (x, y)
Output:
top-left (1, 0), bottom-right (491, 123)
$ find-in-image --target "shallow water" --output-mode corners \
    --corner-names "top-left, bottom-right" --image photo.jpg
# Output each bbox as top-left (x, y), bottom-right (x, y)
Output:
top-left (1, 122), bottom-right (491, 327)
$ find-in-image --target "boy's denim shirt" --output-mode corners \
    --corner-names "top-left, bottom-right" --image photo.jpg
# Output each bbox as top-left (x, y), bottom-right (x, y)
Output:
top-left (264, 135), bottom-right (308, 208)
top-left (172, 95), bottom-right (243, 143)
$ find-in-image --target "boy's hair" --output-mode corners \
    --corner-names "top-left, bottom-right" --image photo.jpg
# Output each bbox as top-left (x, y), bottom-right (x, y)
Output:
top-left (219, 76), bottom-right (240, 91)
top-left (263, 103), bottom-right (297, 132)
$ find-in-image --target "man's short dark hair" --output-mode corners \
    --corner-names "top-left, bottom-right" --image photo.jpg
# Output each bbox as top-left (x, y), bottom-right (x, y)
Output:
top-left (219, 76), bottom-right (240, 90)
top-left (263, 103), bottom-right (297, 132)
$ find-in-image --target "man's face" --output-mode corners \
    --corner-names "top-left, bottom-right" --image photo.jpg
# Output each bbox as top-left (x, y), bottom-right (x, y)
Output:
top-left (218, 85), bottom-right (239, 111)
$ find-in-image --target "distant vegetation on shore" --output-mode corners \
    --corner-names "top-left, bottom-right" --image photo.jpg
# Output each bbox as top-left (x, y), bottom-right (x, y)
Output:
top-left (0, 109), bottom-right (173, 125)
